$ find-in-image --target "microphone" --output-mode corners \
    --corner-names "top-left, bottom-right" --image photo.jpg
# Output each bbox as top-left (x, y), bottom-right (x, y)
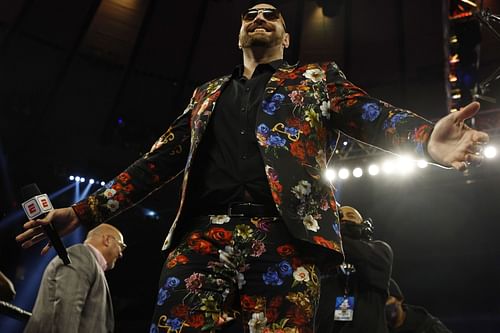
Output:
top-left (20, 184), bottom-right (71, 265)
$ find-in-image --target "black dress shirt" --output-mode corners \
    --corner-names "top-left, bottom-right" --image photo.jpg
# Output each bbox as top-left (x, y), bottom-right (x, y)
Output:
top-left (185, 60), bottom-right (284, 214)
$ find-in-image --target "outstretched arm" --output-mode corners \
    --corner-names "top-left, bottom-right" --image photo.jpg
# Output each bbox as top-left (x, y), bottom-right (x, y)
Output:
top-left (324, 62), bottom-right (489, 164)
top-left (16, 89), bottom-right (196, 254)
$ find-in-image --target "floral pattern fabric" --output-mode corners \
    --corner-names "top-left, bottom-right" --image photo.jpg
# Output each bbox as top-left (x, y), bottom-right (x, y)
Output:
top-left (72, 61), bottom-right (433, 261)
top-left (150, 216), bottom-right (320, 333)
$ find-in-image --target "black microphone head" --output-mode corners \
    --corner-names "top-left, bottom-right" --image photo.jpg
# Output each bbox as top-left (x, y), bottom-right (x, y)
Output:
top-left (20, 183), bottom-right (42, 201)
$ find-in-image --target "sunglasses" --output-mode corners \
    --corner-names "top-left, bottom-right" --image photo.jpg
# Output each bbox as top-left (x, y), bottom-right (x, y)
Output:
top-left (241, 8), bottom-right (281, 22)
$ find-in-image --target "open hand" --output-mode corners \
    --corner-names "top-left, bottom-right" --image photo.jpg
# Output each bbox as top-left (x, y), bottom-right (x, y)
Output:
top-left (427, 102), bottom-right (489, 171)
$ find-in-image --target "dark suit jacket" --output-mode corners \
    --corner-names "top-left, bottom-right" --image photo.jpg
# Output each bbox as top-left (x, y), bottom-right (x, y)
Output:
top-left (73, 61), bottom-right (432, 261)
top-left (317, 238), bottom-right (393, 333)
top-left (24, 244), bottom-right (114, 333)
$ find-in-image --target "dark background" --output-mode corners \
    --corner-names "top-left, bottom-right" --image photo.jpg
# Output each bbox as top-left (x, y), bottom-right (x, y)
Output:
top-left (1, 0), bottom-right (500, 332)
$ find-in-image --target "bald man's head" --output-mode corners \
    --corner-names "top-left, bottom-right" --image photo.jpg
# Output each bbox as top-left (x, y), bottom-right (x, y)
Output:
top-left (85, 224), bottom-right (126, 270)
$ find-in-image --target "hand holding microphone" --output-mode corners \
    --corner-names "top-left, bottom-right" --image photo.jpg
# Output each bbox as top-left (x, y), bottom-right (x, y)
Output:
top-left (16, 184), bottom-right (80, 264)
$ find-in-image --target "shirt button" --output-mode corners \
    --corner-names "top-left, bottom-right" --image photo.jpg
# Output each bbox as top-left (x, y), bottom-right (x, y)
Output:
top-left (240, 130), bottom-right (246, 135)
top-left (245, 87), bottom-right (250, 92)
top-left (241, 107), bottom-right (246, 112)
top-left (241, 155), bottom-right (247, 160)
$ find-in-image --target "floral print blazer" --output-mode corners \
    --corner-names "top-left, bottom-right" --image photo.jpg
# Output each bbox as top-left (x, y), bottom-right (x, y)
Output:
top-left (73, 62), bottom-right (433, 259)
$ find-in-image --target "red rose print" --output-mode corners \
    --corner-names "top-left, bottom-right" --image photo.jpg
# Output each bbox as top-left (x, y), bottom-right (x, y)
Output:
top-left (276, 244), bottom-right (296, 257)
top-left (313, 236), bottom-right (335, 250)
top-left (240, 295), bottom-right (257, 310)
top-left (299, 122), bottom-right (311, 135)
top-left (206, 227), bottom-right (233, 244)
top-left (112, 183), bottom-right (123, 191)
top-left (305, 141), bottom-right (317, 157)
top-left (122, 184), bottom-right (134, 192)
top-left (189, 239), bottom-right (213, 255)
top-left (171, 304), bottom-right (189, 319)
top-left (187, 313), bottom-right (204, 328)
top-left (287, 118), bottom-right (301, 128)
top-left (176, 255), bottom-right (189, 265)
top-left (117, 172), bottom-right (131, 183)
top-left (269, 295), bottom-right (283, 308)
top-left (287, 306), bottom-right (308, 326)
top-left (166, 259), bottom-right (177, 268)
top-left (266, 307), bottom-right (280, 323)
top-left (290, 141), bottom-right (306, 160)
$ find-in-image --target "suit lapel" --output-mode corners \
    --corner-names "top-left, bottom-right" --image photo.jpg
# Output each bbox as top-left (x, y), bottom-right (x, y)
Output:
top-left (264, 61), bottom-right (299, 97)
top-left (187, 75), bottom-right (230, 168)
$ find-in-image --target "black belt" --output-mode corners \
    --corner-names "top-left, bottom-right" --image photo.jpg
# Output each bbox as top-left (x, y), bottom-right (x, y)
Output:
top-left (208, 202), bottom-right (279, 217)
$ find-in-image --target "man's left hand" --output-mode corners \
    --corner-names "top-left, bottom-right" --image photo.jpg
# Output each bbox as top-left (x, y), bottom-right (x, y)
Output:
top-left (427, 101), bottom-right (489, 171)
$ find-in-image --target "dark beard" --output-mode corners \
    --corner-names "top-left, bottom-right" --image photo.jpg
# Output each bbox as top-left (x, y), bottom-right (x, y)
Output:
top-left (239, 32), bottom-right (282, 48)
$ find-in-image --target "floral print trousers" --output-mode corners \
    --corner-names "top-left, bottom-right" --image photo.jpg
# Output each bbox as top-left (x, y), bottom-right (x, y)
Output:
top-left (150, 215), bottom-right (322, 333)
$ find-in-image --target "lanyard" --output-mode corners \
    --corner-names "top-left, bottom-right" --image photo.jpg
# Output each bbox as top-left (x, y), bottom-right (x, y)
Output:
top-left (339, 262), bottom-right (356, 296)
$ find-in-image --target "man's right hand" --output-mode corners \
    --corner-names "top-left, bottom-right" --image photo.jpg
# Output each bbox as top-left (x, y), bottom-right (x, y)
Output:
top-left (15, 207), bottom-right (80, 255)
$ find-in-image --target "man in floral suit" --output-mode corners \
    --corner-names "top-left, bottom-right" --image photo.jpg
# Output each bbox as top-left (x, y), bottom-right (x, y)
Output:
top-left (17, 3), bottom-right (488, 332)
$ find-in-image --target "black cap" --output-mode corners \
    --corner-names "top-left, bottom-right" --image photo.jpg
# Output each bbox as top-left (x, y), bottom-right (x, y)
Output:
top-left (389, 278), bottom-right (404, 301)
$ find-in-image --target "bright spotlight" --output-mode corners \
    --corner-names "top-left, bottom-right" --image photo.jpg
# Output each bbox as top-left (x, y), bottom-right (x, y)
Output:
top-left (382, 160), bottom-right (395, 174)
top-left (69, 175), bottom-right (75, 181)
top-left (75, 176), bottom-right (81, 182)
top-left (342, 141), bottom-right (348, 146)
top-left (80, 177), bottom-right (85, 183)
top-left (484, 146), bottom-right (497, 159)
top-left (100, 181), bottom-right (106, 186)
top-left (338, 168), bottom-right (350, 180)
top-left (145, 210), bottom-right (157, 217)
top-left (352, 167), bottom-right (363, 178)
top-left (89, 179), bottom-right (95, 184)
top-left (325, 169), bottom-right (336, 181)
top-left (397, 156), bottom-right (415, 174)
top-left (417, 160), bottom-right (428, 168)
top-left (368, 164), bottom-right (380, 176)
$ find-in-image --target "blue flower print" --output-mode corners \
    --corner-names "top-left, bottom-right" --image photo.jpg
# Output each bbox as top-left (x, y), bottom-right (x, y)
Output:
top-left (278, 260), bottom-right (293, 277)
top-left (262, 268), bottom-right (284, 286)
top-left (262, 100), bottom-right (278, 115)
top-left (165, 276), bottom-right (180, 289)
top-left (157, 287), bottom-right (171, 306)
top-left (257, 123), bottom-right (270, 135)
top-left (271, 93), bottom-right (286, 103)
top-left (384, 113), bottom-right (409, 129)
top-left (361, 103), bottom-right (381, 122)
top-left (150, 323), bottom-right (159, 333)
top-left (167, 318), bottom-right (183, 330)
top-left (285, 126), bottom-right (299, 137)
top-left (266, 134), bottom-right (286, 147)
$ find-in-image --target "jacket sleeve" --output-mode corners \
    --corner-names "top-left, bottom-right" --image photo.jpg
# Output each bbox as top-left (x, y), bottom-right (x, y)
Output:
top-left (324, 62), bottom-right (434, 159)
top-left (72, 90), bottom-right (196, 228)
top-left (342, 238), bottom-right (393, 292)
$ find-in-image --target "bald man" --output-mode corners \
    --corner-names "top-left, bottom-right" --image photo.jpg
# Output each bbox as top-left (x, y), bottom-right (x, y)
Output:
top-left (317, 206), bottom-right (393, 333)
top-left (24, 224), bottom-right (126, 333)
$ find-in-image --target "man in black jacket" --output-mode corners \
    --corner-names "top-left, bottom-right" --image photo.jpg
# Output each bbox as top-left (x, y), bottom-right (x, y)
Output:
top-left (386, 279), bottom-right (452, 333)
top-left (317, 205), bottom-right (393, 333)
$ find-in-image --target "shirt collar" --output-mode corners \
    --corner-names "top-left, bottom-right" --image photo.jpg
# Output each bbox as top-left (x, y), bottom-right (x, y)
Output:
top-left (85, 243), bottom-right (108, 271)
top-left (233, 59), bottom-right (286, 79)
